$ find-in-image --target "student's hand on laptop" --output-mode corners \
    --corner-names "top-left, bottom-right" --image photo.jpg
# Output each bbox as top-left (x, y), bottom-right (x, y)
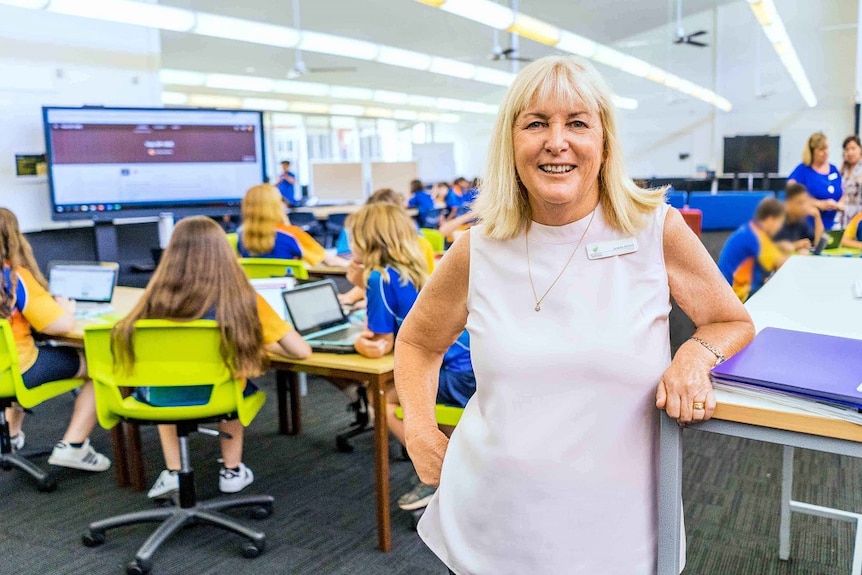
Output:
top-left (54, 296), bottom-right (76, 314)
top-left (793, 238), bottom-right (811, 251)
top-left (354, 330), bottom-right (389, 358)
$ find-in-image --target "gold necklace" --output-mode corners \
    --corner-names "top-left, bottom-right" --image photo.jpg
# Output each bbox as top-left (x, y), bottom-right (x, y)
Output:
top-left (525, 209), bottom-right (596, 312)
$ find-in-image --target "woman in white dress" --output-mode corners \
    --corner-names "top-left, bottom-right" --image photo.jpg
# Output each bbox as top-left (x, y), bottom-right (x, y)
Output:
top-left (393, 56), bottom-right (755, 574)
top-left (841, 135), bottom-right (862, 225)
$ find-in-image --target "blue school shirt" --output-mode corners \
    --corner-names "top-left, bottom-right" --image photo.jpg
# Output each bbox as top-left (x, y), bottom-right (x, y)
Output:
top-left (445, 189), bottom-right (463, 211)
top-left (408, 191), bottom-right (435, 216)
top-left (456, 187), bottom-right (478, 216)
top-left (276, 171), bottom-right (296, 206)
top-left (788, 163), bottom-right (843, 230)
top-left (237, 224), bottom-right (303, 260)
top-left (365, 267), bottom-right (472, 373)
top-left (717, 222), bottom-right (783, 302)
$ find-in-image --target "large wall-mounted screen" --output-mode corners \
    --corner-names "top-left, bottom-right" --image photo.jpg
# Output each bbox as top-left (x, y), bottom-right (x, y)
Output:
top-left (43, 107), bottom-right (266, 221)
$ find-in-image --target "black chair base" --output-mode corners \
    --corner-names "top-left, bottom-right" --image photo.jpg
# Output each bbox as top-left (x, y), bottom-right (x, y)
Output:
top-left (335, 422), bottom-right (373, 453)
top-left (83, 494), bottom-right (274, 575)
top-left (335, 386), bottom-right (372, 453)
top-left (0, 451), bottom-right (56, 492)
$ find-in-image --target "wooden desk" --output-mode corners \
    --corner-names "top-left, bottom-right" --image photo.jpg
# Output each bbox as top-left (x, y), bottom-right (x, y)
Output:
top-left (658, 257), bottom-right (862, 575)
top-left (822, 247), bottom-right (862, 257)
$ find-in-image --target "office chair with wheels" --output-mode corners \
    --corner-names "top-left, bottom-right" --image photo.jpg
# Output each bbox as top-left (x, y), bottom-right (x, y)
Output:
top-left (335, 384), bottom-right (371, 453)
top-left (417, 208), bottom-right (443, 230)
top-left (81, 321), bottom-right (273, 575)
top-left (0, 320), bottom-right (83, 491)
top-left (238, 258), bottom-right (309, 280)
top-left (324, 213), bottom-right (350, 249)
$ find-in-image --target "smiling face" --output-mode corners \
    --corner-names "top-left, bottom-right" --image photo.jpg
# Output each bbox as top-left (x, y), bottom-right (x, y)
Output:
top-left (845, 140), bottom-right (862, 165)
top-left (512, 93), bottom-right (604, 225)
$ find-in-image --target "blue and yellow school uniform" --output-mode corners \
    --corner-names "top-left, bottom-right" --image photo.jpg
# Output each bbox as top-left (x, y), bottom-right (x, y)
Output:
top-left (366, 267), bottom-right (474, 407)
top-left (238, 223), bottom-right (326, 266)
top-left (138, 295), bottom-right (291, 407)
top-left (842, 213), bottom-right (862, 243)
top-left (718, 222), bottom-right (783, 302)
top-left (336, 229), bottom-right (436, 273)
top-left (788, 163), bottom-right (843, 230)
top-left (3, 266), bottom-right (66, 372)
top-left (408, 191), bottom-right (435, 217)
top-left (445, 188), bottom-right (463, 215)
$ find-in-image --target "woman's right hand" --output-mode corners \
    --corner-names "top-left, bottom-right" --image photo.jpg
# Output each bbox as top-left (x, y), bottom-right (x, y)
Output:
top-left (405, 425), bottom-right (450, 487)
top-left (54, 296), bottom-right (76, 315)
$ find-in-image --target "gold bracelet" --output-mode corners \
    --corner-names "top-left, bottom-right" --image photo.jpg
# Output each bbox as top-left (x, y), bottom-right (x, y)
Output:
top-left (690, 336), bottom-right (726, 366)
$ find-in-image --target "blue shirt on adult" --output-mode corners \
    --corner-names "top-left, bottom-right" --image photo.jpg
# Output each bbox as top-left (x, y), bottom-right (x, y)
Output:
top-left (788, 163), bottom-right (843, 230)
top-left (365, 266), bottom-right (472, 374)
top-left (276, 171), bottom-right (296, 206)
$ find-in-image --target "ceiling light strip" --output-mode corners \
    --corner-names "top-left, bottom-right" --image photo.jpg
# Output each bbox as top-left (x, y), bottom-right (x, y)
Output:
top-left (417, 0), bottom-right (731, 111)
top-left (746, 0), bottom-right (816, 107)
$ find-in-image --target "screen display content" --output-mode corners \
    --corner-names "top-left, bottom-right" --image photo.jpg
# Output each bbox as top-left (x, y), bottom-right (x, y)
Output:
top-left (43, 107), bottom-right (266, 221)
top-left (723, 135), bottom-right (780, 174)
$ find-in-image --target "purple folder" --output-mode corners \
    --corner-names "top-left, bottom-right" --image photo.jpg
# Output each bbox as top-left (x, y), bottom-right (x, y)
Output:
top-left (711, 327), bottom-right (862, 410)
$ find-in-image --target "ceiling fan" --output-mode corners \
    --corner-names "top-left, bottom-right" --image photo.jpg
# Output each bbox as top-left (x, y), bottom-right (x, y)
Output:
top-left (673, 0), bottom-right (709, 47)
top-left (286, 0), bottom-right (356, 79)
top-left (489, 45), bottom-right (533, 63)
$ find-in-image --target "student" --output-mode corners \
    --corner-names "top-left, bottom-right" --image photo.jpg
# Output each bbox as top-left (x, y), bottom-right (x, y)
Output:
top-left (112, 217), bottom-right (311, 498)
top-left (774, 182), bottom-right (824, 253)
top-left (237, 184), bottom-right (346, 267)
top-left (275, 160), bottom-right (297, 206)
top-left (432, 182), bottom-right (450, 206)
top-left (0, 208), bottom-right (111, 471)
top-left (840, 212), bottom-right (862, 249)
top-left (346, 204), bottom-right (475, 511)
top-left (718, 198), bottom-right (789, 302)
top-left (407, 179), bottom-right (434, 222)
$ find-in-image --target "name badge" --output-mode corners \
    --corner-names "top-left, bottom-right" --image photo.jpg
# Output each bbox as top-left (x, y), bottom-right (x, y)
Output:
top-left (586, 238), bottom-right (638, 260)
top-left (829, 172), bottom-right (839, 181)
top-left (828, 185), bottom-right (835, 194)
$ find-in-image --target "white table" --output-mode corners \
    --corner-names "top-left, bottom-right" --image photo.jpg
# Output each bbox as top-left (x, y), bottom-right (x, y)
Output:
top-left (658, 256), bottom-right (862, 574)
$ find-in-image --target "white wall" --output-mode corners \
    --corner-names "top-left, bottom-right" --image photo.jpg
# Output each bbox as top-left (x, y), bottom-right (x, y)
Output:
top-left (608, 0), bottom-right (856, 179)
top-left (0, 6), bottom-right (162, 232)
top-left (432, 116), bottom-right (495, 180)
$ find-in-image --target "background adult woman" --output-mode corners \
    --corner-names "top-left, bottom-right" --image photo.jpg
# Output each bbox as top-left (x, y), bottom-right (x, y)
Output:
top-left (788, 132), bottom-right (843, 230)
top-left (394, 56), bottom-right (754, 574)
top-left (841, 135), bottom-right (862, 225)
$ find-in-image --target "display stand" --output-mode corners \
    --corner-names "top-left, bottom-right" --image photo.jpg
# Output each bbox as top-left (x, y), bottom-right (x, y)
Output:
top-left (94, 213), bottom-right (174, 266)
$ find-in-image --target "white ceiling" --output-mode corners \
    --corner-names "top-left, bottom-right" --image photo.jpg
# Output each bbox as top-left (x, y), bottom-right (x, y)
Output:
top-left (158, 0), bottom-right (739, 104)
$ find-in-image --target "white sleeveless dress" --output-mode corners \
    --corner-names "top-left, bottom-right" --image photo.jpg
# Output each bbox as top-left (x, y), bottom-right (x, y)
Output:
top-left (418, 203), bottom-right (679, 574)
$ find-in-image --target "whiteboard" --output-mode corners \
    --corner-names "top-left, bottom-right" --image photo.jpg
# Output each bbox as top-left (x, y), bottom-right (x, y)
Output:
top-left (370, 162), bottom-right (419, 198)
top-left (413, 143), bottom-right (456, 184)
top-left (310, 162), bottom-right (364, 202)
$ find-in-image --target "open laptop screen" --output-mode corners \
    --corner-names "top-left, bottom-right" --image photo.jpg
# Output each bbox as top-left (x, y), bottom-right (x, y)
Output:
top-left (49, 265), bottom-right (116, 302)
top-left (283, 281), bottom-right (346, 335)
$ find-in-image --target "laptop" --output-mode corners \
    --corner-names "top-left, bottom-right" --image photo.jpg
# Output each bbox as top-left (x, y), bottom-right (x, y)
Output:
top-left (823, 229), bottom-right (844, 250)
top-left (249, 277), bottom-right (297, 320)
top-left (48, 262), bottom-right (119, 319)
top-left (711, 327), bottom-right (862, 410)
top-left (282, 280), bottom-right (364, 353)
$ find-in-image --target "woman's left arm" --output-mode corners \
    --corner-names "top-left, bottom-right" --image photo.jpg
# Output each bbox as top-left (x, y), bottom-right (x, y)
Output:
top-left (657, 208), bottom-right (756, 425)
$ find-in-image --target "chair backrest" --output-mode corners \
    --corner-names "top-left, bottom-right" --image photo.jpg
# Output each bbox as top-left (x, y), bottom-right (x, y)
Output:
top-left (395, 404), bottom-right (464, 427)
top-left (0, 320), bottom-right (82, 408)
top-left (84, 320), bottom-right (265, 429)
top-left (238, 258), bottom-right (309, 280)
top-left (225, 232), bottom-right (239, 255)
top-left (287, 211), bottom-right (319, 231)
top-left (420, 228), bottom-right (445, 254)
top-left (326, 213), bottom-right (350, 229)
top-left (420, 208), bottom-right (443, 229)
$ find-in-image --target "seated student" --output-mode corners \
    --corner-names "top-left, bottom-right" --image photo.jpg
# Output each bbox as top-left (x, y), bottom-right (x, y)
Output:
top-left (407, 179), bottom-right (434, 223)
top-left (431, 182), bottom-right (450, 206)
top-left (774, 182), bottom-right (824, 253)
top-left (237, 184), bottom-right (346, 267)
top-left (718, 198), bottom-right (789, 302)
top-left (0, 208), bottom-right (111, 471)
top-left (841, 211), bottom-right (862, 249)
top-left (112, 217), bottom-right (311, 499)
top-left (346, 204), bottom-right (475, 511)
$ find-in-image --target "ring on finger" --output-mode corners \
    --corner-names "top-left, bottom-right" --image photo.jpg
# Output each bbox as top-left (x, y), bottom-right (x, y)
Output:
top-left (692, 402), bottom-right (705, 411)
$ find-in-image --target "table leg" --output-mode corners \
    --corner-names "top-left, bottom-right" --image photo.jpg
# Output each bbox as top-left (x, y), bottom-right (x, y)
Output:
top-left (127, 423), bottom-right (146, 492)
top-left (276, 370), bottom-right (289, 435)
top-left (779, 445), bottom-right (794, 561)
top-left (371, 377), bottom-right (392, 552)
top-left (111, 424), bottom-right (130, 488)
top-left (658, 414), bottom-right (683, 575)
top-left (289, 372), bottom-right (302, 436)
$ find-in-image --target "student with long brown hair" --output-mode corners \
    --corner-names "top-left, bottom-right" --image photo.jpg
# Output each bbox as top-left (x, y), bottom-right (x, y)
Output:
top-left (113, 216), bottom-right (311, 498)
top-left (0, 208), bottom-right (111, 471)
top-left (237, 184), bottom-right (346, 267)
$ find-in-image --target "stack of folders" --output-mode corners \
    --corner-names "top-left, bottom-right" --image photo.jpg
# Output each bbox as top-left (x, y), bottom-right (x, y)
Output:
top-left (710, 327), bottom-right (862, 425)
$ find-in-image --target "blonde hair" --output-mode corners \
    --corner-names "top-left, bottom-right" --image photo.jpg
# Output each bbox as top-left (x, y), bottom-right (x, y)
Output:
top-left (0, 208), bottom-right (48, 318)
top-left (346, 204), bottom-right (428, 290)
top-left (241, 184), bottom-right (285, 255)
top-left (366, 188), bottom-right (405, 207)
top-left (112, 217), bottom-right (266, 379)
top-left (802, 132), bottom-right (828, 166)
top-left (473, 55), bottom-right (665, 240)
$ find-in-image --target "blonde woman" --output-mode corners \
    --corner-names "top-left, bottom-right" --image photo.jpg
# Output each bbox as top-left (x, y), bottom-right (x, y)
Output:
top-left (394, 55), bottom-right (754, 573)
top-left (787, 132), bottom-right (844, 230)
top-left (237, 184), bottom-right (346, 267)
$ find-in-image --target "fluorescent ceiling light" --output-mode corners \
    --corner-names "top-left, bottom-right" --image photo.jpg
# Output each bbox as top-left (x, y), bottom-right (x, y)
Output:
top-left (473, 67), bottom-right (515, 86)
top-left (289, 102), bottom-right (331, 114)
top-left (429, 57), bottom-right (476, 79)
top-left (440, 0), bottom-right (514, 29)
top-left (365, 107), bottom-right (394, 118)
top-left (376, 46), bottom-right (432, 70)
top-left (273, 80), bottom-right (330, 97)
top-left (205, 73), bottom-right (275, 92)
top-left (48, 0), bottom-right (195, 32)
top-left (611, 96), bottom-right (638, 110)
top-left (620, 57), bottom-right (652, 78)
top-left (329, 104), bottom-right (366, 117)
top-left (187, 94), bottom-right (242, 108)
top-left (161, 92), bottom-right (189, 105)
top-left (408, 95), bottom-right (439, 108)
top-left (438, 113), bottom-right (461, 123)
top-left (374, 90), bottom-right (410, 105)
top-left (330, 86), bottom-right (374, 100)
top-left (299, 31), bottom-right (379, 61)
top-left (160, 69), bottom-right (206, 87)
top-left (193, 13), bottom-right (299, 48)
top-left (243, 98), bottom-right (290, 111)
top-left (0, 0), bottom-right (49, 7)
top-left (555, 30), bottom-right (596, 58)
top-left (436, 98), bottom-right (465, 111)
top-left (591, 46), bottom-right (629, 69)
top-left (508, 14), bottom-right (559, 45)
top-left (393, 110), bottom-right (420, 120)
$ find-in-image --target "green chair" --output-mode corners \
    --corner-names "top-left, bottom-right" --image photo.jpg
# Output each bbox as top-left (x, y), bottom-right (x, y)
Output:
top-left (395, 404), bottom-right (464, 427)
top-left (0, 320), bottom-right (83, 491)
top-left (420, 228), bottom-right (446, 255)
top-left (226, 232), bottom-right (239, 255)
top-left (238, 258), bottom-right (309, 280)
top-left (81, 320), bottom-right (271, 575)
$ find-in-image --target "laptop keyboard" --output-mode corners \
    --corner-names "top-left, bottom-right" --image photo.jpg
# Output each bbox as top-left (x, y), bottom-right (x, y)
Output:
top-left (314, 327), bottom-right (357, 342)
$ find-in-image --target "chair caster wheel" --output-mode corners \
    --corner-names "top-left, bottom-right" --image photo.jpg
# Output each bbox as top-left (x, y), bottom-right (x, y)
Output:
top-left (335, 437), bottom-right (354, 453)
top-left (37, 477), bottom-right (57, 492)
top-left (126, 560), bottom-right (150, 575)
top-left (241, 539), bottom-right (266, 559)
top-left (81, 531), bottom-right (106, 547)
top-left (250, 505), bottom-right (273, 520)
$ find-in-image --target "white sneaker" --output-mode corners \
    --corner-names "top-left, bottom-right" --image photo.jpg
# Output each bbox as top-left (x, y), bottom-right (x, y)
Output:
top-left (48, 439), bottom-right (111, 472)
top-left (219, 463), bottom-right (254, 494)
top-left (147, 469), bottom-right (179, 499)
top-left (10, 432), bottom-right (24, 451)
